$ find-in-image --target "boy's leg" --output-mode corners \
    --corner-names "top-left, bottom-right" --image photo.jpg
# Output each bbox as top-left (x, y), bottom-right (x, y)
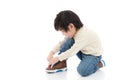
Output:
top-left (77, 53), bottom-right (101, 76)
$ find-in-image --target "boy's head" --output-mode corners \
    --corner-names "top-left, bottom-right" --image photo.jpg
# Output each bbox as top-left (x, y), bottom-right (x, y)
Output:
top-left (54, 10), bottom-right (83, 38)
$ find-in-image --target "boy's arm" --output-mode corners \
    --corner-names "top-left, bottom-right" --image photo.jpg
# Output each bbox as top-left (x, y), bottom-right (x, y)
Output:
top-left (47, 51), bottom-right (54, 62)
top-left (47, 37), bottom-right (67, 64)
top-left (57, 34), bottom-right (96, 61)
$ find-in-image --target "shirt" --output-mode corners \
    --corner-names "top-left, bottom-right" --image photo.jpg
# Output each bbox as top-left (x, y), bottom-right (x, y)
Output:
top-left (52, 26), bottom-right (103, 61)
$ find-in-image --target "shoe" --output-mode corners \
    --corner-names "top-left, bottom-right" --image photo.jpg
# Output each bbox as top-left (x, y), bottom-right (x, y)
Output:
top-left (97, 60), bottom-right (106, 68)
top-left (46, 60), bottom-right (67, 73)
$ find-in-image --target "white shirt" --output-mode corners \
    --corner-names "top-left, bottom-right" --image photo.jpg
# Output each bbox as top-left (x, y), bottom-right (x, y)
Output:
top-left (52, 26), bottom-right (103, 61)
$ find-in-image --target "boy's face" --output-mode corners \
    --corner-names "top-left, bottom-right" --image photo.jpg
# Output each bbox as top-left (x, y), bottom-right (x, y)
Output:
top-left (60, 23), bottom-right (77, 38)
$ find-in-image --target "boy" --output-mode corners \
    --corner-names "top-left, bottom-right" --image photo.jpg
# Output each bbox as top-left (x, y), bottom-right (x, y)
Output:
top-left (46, 10), bottom-right (105, 76)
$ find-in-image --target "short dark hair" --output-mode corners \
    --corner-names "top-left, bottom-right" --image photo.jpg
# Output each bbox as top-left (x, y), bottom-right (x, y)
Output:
top-left (54, 10), bottom-right (83, 32)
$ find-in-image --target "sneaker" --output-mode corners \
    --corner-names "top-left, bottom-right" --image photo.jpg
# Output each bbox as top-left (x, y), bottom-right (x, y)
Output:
top-left (97, 60), bottom-right (106, 68)
top-left (46, 60), bottom-right (67, 73)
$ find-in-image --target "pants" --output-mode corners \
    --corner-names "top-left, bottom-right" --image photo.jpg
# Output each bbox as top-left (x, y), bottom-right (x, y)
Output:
top-left (58, 38), bottom-right (101, 76)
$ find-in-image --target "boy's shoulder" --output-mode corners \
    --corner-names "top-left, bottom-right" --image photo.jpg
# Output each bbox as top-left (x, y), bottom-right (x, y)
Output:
top-left (75, 26), bottom-right (99, 38)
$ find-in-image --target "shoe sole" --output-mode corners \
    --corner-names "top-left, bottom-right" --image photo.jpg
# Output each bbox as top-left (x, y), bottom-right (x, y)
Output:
top-left (101, 60), bottom-right (106, 67)
top-left (46, 67), bottom-right (67, 73)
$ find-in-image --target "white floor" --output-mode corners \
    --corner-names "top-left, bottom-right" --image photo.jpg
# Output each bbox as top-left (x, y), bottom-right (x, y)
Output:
top-left (30, 53), bottom-right (120, 80)
top-left (1, 48), bottom-right (120, 80)
top-left (5, 53), bottom-right (117, 80)
top-left (35, 55), bottom-right (119, 80)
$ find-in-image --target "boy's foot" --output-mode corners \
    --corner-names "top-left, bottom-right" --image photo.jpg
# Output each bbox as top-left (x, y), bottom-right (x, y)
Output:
top-left (46, 60), bottom-right (67, 73)
top-left (97, 60), bottom-right (106, 68)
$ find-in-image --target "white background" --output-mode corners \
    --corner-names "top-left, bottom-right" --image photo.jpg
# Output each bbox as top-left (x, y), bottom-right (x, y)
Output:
top-left (0, 0), bottom-right (120, 80)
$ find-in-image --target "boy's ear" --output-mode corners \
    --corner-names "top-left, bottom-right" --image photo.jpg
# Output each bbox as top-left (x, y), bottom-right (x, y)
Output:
top-left (68, 23), bottom-right (74, 29)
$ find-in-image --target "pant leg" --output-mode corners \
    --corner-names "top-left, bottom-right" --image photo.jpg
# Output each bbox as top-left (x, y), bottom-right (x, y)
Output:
top-left (59, 38), bottom-right (74, 54)
top-left (77, 53), bottom-right (101, 76)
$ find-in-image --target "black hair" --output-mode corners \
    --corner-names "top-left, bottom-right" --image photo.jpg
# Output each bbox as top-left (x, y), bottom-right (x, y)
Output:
top-left (54, 10), bottom-right (83, 32)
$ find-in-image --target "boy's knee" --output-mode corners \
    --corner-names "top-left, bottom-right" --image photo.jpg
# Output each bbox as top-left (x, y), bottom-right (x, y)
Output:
top-left (66, 38), bottom-right (74, 44)
top-left (77, 67), bottom-right (90, 76)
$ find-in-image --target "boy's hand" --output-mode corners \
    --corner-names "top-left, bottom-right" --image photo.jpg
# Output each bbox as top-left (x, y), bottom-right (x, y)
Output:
top-left (47, 51), bottom-right (54, 62)
top-left (49, 57), bottom-right (59, 65)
